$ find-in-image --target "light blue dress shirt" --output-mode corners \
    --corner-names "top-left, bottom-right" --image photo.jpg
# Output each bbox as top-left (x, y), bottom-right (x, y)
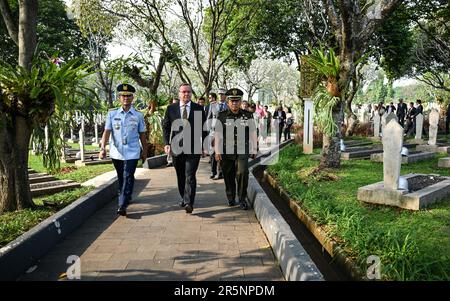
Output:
top-left (105, 106), bottom-right (146, 160)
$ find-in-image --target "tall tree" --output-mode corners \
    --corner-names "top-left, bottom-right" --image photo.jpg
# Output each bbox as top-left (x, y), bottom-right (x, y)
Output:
top-left (318, 0), bottom-right (403, 168)
top-left (0, 0), bottom-right (88, 64)
top-left (407, 0), bottom-right (449, 92)
top-left (0, 0), bottom-right (38, 212)
top-left (0, 0), bottom-right (93, 213)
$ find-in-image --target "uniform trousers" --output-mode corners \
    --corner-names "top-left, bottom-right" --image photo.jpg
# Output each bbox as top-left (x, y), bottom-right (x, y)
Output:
top-left (112, 159), bottom-right (139, 208)
top-left (221, 156), bottom-right (249, 202)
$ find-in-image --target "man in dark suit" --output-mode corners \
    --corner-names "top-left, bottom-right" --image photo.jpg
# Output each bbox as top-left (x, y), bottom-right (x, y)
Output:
top-left (405, 102), bottom-right (416, 136)
top-left (396, 98), bottom-right (407, 127)
top-left (415, 99), bottom-right (423, 116)
top-left (272, 106), bottom-right (286, 144)
top-left (162, 83), bottom-right (207, 214)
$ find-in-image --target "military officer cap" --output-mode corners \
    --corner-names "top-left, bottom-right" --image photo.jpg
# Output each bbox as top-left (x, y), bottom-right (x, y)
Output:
top-left (117, 83), bottom-right (136, 96)
top-left (225, 88), bottom-right (244, 100)
top-left (218, 88), bottom-right (227, 95)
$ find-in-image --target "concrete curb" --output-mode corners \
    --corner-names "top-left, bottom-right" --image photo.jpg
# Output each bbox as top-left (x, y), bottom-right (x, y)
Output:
top-left (0, 178), bottom-right (118, 281)
top-left (246, 141), bottom-right (324, 281)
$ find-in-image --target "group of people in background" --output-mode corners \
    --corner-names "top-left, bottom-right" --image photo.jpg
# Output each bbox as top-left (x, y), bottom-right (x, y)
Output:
top-left (371, 98), bottom-right (424, 136)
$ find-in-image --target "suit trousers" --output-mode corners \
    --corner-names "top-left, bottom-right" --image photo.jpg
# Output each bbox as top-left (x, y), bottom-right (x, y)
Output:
top-left (221, 156), bottom-right (249, 202)
top-left (112, 159), bottom-right (139, 208)
top-left (173, 154), bottom-right (201, 205)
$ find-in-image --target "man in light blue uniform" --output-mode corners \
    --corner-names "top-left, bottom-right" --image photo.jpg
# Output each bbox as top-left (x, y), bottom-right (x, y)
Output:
top-left (99, 84), bottom-right (147, 216)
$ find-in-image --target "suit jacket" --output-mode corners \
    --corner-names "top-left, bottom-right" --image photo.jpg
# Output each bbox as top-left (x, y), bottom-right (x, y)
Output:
top-left (396, 103), bottom-right (407, 117)
top-left (406, 107), bottom-right (416, 120)
top-left (162, 101), bottom-right (207, 156)
top-left (415, 104), bottom-right (423, 116)
top-left (273, 110), bottom-right (286, 126)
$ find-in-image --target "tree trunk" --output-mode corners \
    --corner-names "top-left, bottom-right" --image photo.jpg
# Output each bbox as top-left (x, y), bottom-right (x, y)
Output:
top-left (0, 0), bottom-right (37, 213)
top-left (319, 103), bottom-right (343, 169)
top-left (18, 0), bottom-right (37, 70)
top-left (0, 114), bottom-right (34, 213)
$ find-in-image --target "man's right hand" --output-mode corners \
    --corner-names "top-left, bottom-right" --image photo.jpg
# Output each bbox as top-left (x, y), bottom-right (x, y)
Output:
top-left (99, 149), bottom-right (106, 160)
top-left (215, 153), bottom-right (222, 162)
top-left (164, 145), bottom-right (171, 155)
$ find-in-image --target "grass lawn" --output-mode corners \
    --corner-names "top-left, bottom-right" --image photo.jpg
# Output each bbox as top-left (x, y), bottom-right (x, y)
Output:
top-left (66, 142), bottom-right (100, 151)
top-left (28, 154), bottom-right (115, 182)
top-left (0, 154), bottom-right (117, 248)
top-left (267, 144), bottom-right (450, 280)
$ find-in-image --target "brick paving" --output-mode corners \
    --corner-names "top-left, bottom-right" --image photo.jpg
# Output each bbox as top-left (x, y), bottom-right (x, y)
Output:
top-left (20, 157), bottom-right (284, 281)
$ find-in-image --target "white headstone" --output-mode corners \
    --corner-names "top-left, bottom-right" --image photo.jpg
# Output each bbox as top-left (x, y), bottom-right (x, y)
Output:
top-left (383, 119), bottom-right (404, 190)
top-left (415, 113), bottom-right (424, 140)
top-left (373, 113), bottom-right (381, 137)
top-left (381, 112), bottom-right (388, 134)
top-left (60, 129), bottom-right (66, 159)
top-left (79, 115), bottom-right (85, 161)
top-left (303, 99), bottom-right (314, 154)
top-left (94, 118), bottom-right (99, 145)
top-left (44, 124), bottom-right (49, 151)
top-left (428, 109), bottom-right (439, 146)
top-left (386, 112), bottom-right (398, 124)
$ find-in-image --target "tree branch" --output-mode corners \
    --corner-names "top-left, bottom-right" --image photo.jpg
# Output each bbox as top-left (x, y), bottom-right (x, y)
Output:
top-left (0, 0), bottom-right (18, 45)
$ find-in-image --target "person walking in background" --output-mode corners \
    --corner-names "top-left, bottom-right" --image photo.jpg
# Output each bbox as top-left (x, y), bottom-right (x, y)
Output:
top-left (405, 101), bottom-right (416, 136)
top-left (261, 105), bottom-right (272, 143)
top-left (162, 83), bottom-right (207, 214)
top-left (197, 97), bottom-right (206, 107)
top-left (387, 102), bottom-right (396, 114)
top-left (396, 98), bottom-right (407, 127)
top-left (206, 92), bottom-right (220, 179)
top-left (99, 84), bottom-right (147, 216)
top-left (284, 107), bottom-right (294, 141)
top-left (272, 105), bottom-right (286, 144)
top-left (415, 99), bottom-right (423, 116)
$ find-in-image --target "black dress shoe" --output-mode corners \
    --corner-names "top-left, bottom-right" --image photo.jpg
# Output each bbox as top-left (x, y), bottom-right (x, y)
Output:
top-left (228, 200), bottom-right (236, 206)
top-left (185, 204), bottom-right (193, 214)
top-left (117, 206), bottom-right (126, 216)
top-left (179, 201), bottom-right (187, 207)
top-left (239, 201), bottom-right (248, 210)
top-left (210, 174), bottom-right (216, 179)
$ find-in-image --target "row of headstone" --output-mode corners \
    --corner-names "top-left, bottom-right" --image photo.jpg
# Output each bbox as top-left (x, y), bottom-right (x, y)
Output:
top-left (68, 112), bottom-right (106, 144)
top-left (373, 110), bottom-right (440, 143)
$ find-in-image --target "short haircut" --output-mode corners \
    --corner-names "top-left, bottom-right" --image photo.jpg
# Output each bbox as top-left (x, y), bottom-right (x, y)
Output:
top-left (179, 83), bottom-right (192, 90)
top-left (209, 92), bottom-right (217, 100)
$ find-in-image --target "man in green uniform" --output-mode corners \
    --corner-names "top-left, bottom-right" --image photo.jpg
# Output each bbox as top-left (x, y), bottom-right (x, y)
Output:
top-left (214, 88), bottom-right (258, 210)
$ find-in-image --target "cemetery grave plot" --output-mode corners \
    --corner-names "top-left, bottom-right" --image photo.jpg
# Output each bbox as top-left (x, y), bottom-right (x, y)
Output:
top-left (438, 157), bottom-right (450, 168)
top-left (370, 150), bottom-right (436, 164)
top-left (28, 169), bottom-right (81, 198)
top-left (358, 119), bottom-right (450, 210)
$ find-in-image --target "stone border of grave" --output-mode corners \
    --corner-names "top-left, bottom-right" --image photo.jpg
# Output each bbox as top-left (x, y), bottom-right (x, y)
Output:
top-left (438, 157), bottom-right (450, 168)
top-left (0, 178), bottom-right (118, 281)
top-left (143, 154), bottom-right (168, 169)
top-left (370, 151), bottom-right (436, 164)
top-left (358, 173), bottom-right (450, 210)
top-left (245, 139), bottom-right (324, 281)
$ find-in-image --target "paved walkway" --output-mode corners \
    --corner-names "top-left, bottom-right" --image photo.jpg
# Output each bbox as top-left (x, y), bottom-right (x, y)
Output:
top-left (20, 157), bottom-right (284, 281)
